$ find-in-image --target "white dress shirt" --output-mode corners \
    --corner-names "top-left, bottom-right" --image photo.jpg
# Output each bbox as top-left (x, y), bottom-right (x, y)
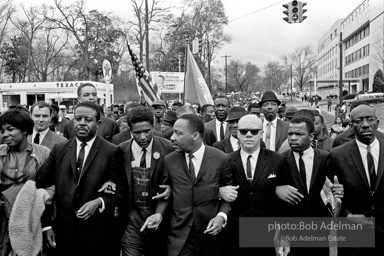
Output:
top-left (32, 128), bottom-right (49, 145)
top-left (131, 139), bottom-right (154, 168)
top-left (240, 148), bottom-right (260, 180)
top-left (215, 119), bottom-right (227, 142)
top-left (262, 117), bottom-right (277, 151)
top-left (356, 138), bottom-right (379, 187)
top-left (293, 147), bottom-right (314, 193)
top-left (230, 136), bottom-right (239, 151)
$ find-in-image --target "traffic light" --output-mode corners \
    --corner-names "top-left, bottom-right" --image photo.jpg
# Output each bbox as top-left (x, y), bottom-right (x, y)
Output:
top-left (283, 3), bottom-right (292, 23)
top-left (198, 37), bottom-right (203, 53)
top-left (291, 0), bottom-right (299, 22)
top-left (299, 1), bottom-right (307, 22)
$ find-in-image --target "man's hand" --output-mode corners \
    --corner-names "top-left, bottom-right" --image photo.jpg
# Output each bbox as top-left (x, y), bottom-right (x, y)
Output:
top-left (140, 213), bottom-right (163, 232)
top-left (277, 239), bottom-right (290, 256)
top-left (331, 176), bottom-right (344, 199)
top-left (152, 185), bottom-right (171, 200)
top-left (204, 216), bottom-right (224, 236)
top-left (219, 185), bottom-right (239, 202)
top-left (44, 229), bottom-right (56, 248)
top-left (76, 199), bottom-right (102, 220)
top-left (98, 181), bottom-right (116, 195)
top-left (346, 214), bottom-right (374, 228)
top-left (276, 185), bottom-right (303, 205)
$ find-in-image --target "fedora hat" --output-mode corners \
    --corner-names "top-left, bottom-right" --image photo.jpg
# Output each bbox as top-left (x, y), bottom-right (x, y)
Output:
top-left (163, 110), bottom-right (177, 124)
top-left (258, 91), bottom-right (281, 107)
top-left (226, 106), bottom-right (246, 122)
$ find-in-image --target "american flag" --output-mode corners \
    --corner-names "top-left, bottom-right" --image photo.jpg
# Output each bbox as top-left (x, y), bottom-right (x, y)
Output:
top-left (127, 44), bottom-right (161, 105)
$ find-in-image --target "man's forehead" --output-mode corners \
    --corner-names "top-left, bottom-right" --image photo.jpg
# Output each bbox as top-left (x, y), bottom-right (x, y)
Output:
top-left (351, 105), bottom-right (375, 119)
top-left (238, 116), bottom-right (262, 128)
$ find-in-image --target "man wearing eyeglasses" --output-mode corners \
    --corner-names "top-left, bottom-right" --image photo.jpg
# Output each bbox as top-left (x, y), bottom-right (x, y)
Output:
top-left (328, 104), bottom-right (384, 256)
top-left (226, 115), bottom-right (287, 256)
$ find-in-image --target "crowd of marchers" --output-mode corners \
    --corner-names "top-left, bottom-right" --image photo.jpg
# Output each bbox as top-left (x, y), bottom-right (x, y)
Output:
top-left (0, 84), bottom-right (382, 256)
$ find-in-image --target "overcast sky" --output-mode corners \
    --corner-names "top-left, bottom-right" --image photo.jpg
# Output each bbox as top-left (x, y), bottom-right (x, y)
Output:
top-left (20, 0), bottom-right (365, 70)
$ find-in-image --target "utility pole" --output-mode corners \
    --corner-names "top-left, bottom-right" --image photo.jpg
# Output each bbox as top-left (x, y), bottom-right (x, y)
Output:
top-left (339, 32), bottom-right (343, 105)
top-left (290, 63), bottom-right (293, 102)
top-left (145, 0), bottom-right (150, 70)
top-left (222, 55), bottom-right (231, 94)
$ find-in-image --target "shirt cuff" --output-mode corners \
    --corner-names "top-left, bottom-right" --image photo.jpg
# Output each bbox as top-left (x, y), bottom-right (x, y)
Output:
top-left (217, 212), bottom-right (227, 228)
top-left (42, 226), bottom-right (52, 232)
top-left (98, 197), bottom-right (105, 213)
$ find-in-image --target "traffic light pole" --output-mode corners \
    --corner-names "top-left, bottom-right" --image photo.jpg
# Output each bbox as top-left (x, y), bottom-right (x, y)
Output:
top-left (222, 55), bottom-right (231, 94)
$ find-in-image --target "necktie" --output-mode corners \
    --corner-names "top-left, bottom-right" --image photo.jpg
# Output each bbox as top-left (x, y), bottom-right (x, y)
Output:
top-left (34, 133), bottom-right (40, 144)
top-left (220, 122), bottom-right (224, 141)
top-left (188, 153), bottom-right (196, 182)
top-left (246, 155), bottom-right (252, 182)
top-left (367, 145), bottom-right (376, 191)
top-left (311, 139), bottom-right (317, 149)
top-left (140, 148), bottom-right (147, 168)
top-left (265, 122), bottom-right (272, 149)
top-left (76, 142), bottom-right (87, 180)
top-left (299, 152), bottom-right (307, 192)
top-left (237, 140), bottom-right (241, 150)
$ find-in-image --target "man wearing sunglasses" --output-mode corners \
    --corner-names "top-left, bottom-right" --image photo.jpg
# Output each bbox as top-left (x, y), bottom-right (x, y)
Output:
top-left (226, 115), bottom-right (287, 255)
top-left (328, 104), bottom-right (384, 256)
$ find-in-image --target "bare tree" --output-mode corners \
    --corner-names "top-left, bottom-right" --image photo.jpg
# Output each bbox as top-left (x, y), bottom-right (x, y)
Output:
top-left (10, 4), bottom-right (48, 82)
top-left (0, 0), bottom-right (16, 82)
top-left (282, 45), bottom-right (317, 91)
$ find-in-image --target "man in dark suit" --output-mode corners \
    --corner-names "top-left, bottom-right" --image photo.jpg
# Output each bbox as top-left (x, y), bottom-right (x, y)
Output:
top-left (259, 91), bottom-right (289, 152)
top-left (36, 101), bottom-right (125, 256)
top-left (205, 95), bottom-right (230, 142)
top-left (329, 104), bottom-right (384, 256)
top-left (116, 106), bottom-right (174, 256)
top-left (142, 114), bottom-right (232, 256)
top-left (63, 83), bottom-right (119, 142)
top-left (29, 101), bottom-right (67, 150)
top-left (276, 115), bottom-right (343, 256)
top-left (225, 114), bottom-right (286, 256)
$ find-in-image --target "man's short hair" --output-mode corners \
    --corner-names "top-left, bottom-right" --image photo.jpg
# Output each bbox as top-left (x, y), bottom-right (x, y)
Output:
top-left (77, 83), bottom-right (96, 97)
top-left (127, 106), bottom-right (154, 128)
top-left (214, 95), bottom-right (230, 105)
top-left (74, 101), bottom-right (101, 121)
top-left (51, 104), bottom-right (59, 113)
top-left (200, 104), bottom-right (213, 114)
top-left (247, 103), bottom-right (260, 112)
top-left (179, 114), bottom-right (205, 138)
top-left (0, 109), bottom-right (34, 135)
top-left (290, 115), bottom-right (315, 134)
top-left (125, 102), bottom-right (142, 114)
top-left (176, 105), bottom-right (196, 118)
top-left (30, 101), bottom-right (52, 115)
top-left (172, 101), bottom-right (183, 107)
top-left (350, 101), bottom-right (369, 112)
top-left (294, 109), bottom-right (315, 122)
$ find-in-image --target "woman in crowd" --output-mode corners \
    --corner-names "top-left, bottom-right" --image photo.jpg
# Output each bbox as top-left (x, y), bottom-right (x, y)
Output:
top-left (330, 115), bottom-right (344, 138)
top-left (0, 109), bottom-right (51, 255)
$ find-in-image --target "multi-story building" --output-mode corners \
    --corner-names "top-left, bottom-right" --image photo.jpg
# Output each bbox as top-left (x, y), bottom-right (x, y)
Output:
top-left (316, 0), bottom-right (384, 98)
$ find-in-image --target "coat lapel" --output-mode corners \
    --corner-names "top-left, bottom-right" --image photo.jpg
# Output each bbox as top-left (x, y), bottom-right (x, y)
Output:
top-left (69, 138), bottom-right (77, 180)
top-left (233, 150), bottom-right (250, 188)
top-left (275, 120), bottom-right (283, 149)
top-left (150, 138), bottom-right (161, 179)
top-left (124, 140), bottom-right (134, 185)
top-left (223, 137), bottom-right (234, 153)
top-left (374, 139), bottom-right (384, 191)
top-left (350, 141), bottom-right (370, 189)
top-left (251, 148), bottom-right (267, 187)
top-left (309, 149), bottom-right (322, 192)
top-left (79, 136), bottom-right (101, 181)
top-left (195, 147), bottom-right (211, 183)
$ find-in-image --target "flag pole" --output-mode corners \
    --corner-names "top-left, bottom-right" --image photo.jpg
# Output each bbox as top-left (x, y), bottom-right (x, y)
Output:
top-left (183, 38), bottom-right (189, 105)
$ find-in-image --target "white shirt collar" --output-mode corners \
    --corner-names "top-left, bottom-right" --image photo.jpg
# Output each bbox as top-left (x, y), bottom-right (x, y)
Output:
top-left (33, 128), bottom-right (49, 141)
top-left (76, 135), bottom-right (97, 148)
top-left (186, 143), bottom-right (205, 161)
top-left (132, 139), bottom-right (154, 155)
top-left (240, 146), bottom-right (260, 160)
top-left (293, 146), bottom-right (314, 157)
top-left (355, 138), bottom-right (379, 151)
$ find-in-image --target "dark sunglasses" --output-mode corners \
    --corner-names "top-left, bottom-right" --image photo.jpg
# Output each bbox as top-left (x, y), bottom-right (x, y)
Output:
top-left (239, 129), bottom-right (261, 136)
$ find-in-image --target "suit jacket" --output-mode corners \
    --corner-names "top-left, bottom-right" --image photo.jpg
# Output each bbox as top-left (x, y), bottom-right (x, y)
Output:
top-left (332, 128), bottom-right (384, 148)
top-left (111, 129), bottom-right (163, 145)
top-left (156, 146), bottom-right (232, 256)
top-left (36, 136), bottom-right (125, 256)
top-left (28, 130), bottom-right (68, 150)
top-left (213, 136), bottom-right (266, 154)
top-left (280, 149), bottom-right (331, 217)
top-left (274, 119), bottom-right (289, 152)
top-left (63, 116), bottom-right (119, 142)
top-left (164, 127), bottom-right (217, 146)
top-left (329, 139), bottom-right (384, 255)
top-left (204, 119), bottom-right (230, 142)
top-left (118, 136), bottom-right (174, 221)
